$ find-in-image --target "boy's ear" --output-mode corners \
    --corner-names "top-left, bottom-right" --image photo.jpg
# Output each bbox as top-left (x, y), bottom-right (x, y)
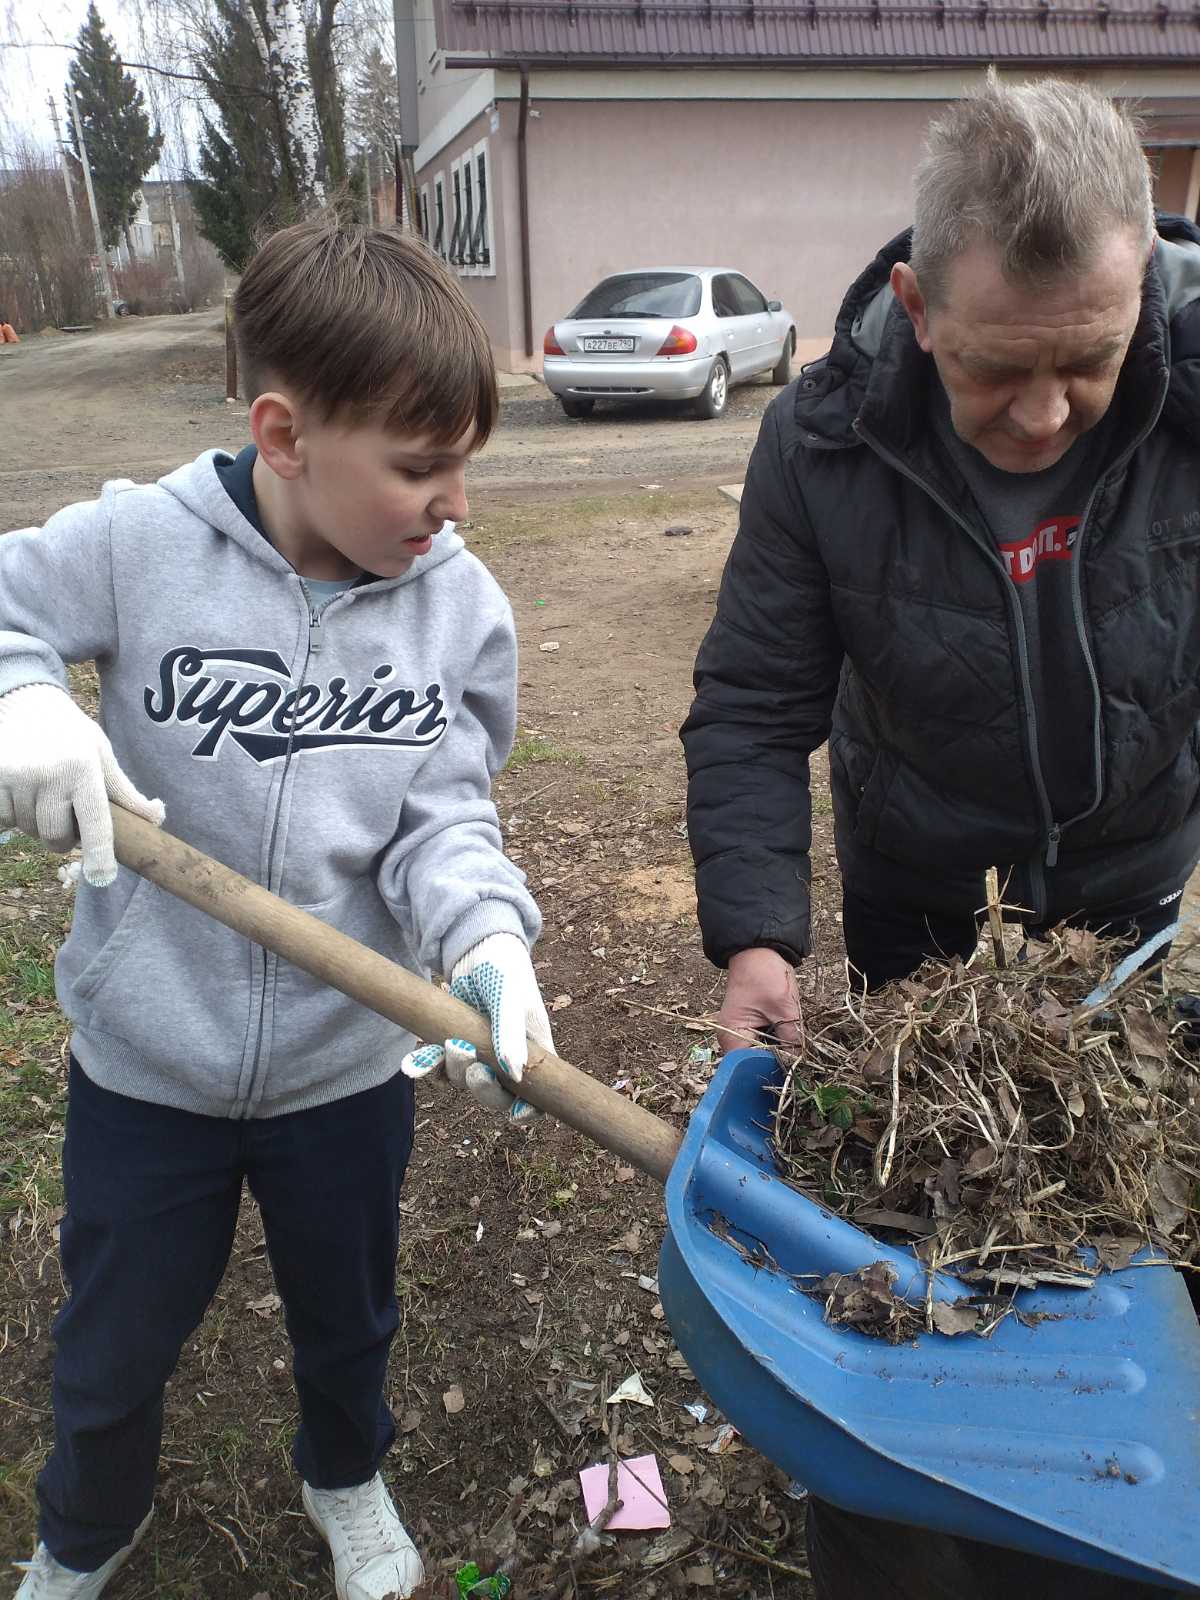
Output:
top-left (250, 391), bottom-right (305, 480)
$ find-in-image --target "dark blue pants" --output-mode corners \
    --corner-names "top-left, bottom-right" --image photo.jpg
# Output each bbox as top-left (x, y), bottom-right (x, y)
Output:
top-left (37, 1059), bottom-right (415, 1572)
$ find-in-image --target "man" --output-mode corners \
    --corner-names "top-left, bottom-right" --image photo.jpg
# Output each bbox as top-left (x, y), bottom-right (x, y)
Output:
top-left (682, 73), bottom-right (1200, 1598)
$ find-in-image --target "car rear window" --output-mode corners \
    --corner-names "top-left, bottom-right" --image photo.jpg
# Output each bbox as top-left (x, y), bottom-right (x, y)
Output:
top-left (571, 273), bottom-right (702, 320)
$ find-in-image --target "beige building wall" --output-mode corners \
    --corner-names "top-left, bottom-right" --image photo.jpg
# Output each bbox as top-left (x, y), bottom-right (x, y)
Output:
top-left (414, 68), bottom-right (1200, 372)
top-left (416, 106), bottom-right (526, 370)
top-left (1153, 146), bottom-right (1200, 219)
top-left (518, 97), bottom-right (933, 361)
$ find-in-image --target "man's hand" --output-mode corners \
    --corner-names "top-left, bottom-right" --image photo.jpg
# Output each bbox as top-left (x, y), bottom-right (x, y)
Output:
top-left (717, 947), bottom-right (803, 1055)
top-left (0, 684), bottom-right (165, 887)
top-left (401, 932), bottom-right (552, 1122)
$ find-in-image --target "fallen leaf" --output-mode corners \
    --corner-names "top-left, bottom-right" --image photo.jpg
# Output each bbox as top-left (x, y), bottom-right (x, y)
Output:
top-left (930, 1301), bottom-right (982, 1337)
top-left (1149, 1160), bottom-right (1190, 1237)
top-left (667, 1454), bottom-right (695, 1475)
top-left (245, 1292), bottom-right (281, 1318)
top-left (1034, 995), bottom-right (1072, 1042)
top-left (1062, 927), bottom-right (1102, 968)
top-left (684, 1566), bottom-right (715, 1588)
top-left (550, 993), bottom-right (573, 1011)
top-left (443, 1385), bottom-right (466, 1416)
top-left (1126, 1009), bottom-right (1169, 1062)
top-left (1094, 1235), bottom-right (1143, 1272)
top-left (615, 1165), bottom-right (636, 1182)
top-left (399, 1407), bottom-right (422, 1434)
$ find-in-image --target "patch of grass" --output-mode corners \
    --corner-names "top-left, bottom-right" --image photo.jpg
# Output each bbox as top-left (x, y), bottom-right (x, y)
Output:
top-left (0, 840), bottom-right (56, 891)
top-left (465, 487), bottom-right (726, 555)
top-left (506, 734), bottom-right (585, 772)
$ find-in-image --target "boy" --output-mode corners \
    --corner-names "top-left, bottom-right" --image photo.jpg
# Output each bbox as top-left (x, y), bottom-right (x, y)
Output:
top-left (0, 221), bottom-right (552, 1599)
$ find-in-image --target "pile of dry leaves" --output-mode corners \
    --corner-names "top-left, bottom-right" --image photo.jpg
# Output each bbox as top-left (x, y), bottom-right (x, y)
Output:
top-left (771, 924), bottom-right (1200, 1319)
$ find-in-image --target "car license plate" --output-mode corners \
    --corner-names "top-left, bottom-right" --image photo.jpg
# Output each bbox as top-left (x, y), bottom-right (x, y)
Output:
top-left (582, 336), bottom-right (636, 353)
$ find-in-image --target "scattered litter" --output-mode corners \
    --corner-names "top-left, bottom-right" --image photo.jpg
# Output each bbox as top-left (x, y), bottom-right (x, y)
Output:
top-left (642, 483), bottom-right (663, 490)
top-left (785, 1478), bottom-right (809, 1501)
top-left (455, 1562), bottom-right (513, 1598)
top-left (684, 1565), bottom-right (716, 1588)
top-left (579, 1452), bottom-right (670, 1530)
top-left (684, 1401), bottom-right (709, 1423)
top-left (637, 1274), bottom-right (659, 1293)
top-left (443, 1384), bottom-right (466, 1415)
top-left (539, 641), bottom-right (560, 653)
top-left (57, 862), bottom-right (82, 890)
top-left (0, 830), bottom-right (15, 845)
top-left (605, 1371), bottom-right (654, 1407)
top-left (474, 1220), bottom-right (484, 1244)
top-left (706, 1423), bottom-right (741, 1455)
top-left (688, 1044), bottom-right (715, 1068)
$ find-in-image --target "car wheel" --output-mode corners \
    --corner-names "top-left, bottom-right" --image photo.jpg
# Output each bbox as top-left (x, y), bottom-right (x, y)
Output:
top-left (693, 359), bottom-right (729, 420)
top-left (771, 330), bottom-right (795, 385)
top-left (560, 396), bottom-right (595, 419)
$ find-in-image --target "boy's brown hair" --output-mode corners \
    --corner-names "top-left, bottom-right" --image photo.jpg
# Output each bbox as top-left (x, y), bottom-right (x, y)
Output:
top-left (234, 219), bottom-right (498, 446)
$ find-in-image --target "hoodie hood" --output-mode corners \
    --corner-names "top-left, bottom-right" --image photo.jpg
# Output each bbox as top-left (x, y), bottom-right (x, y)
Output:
top-left (158, 449), bottom-right (467, 588)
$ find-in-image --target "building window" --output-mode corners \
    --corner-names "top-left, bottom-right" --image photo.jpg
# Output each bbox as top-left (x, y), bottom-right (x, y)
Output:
top-left (462, 160), bottom-right (475, 270)
top-left (464, 139), bottom-right (495, 277)
top-left (448, 164), bottom-right (465, 266)
top-left (471, 148), bottom-right (490, 270)
top-left (433, 174), bottom-right (446, 258)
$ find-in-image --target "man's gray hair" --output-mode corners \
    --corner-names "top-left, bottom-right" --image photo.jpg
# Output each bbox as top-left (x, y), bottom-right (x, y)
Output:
top-left (910, 71), bottom-right (1154, 305)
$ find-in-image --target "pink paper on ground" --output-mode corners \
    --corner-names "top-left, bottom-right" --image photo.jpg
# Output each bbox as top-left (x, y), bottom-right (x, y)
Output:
top-left (579, 1453), bottom-right (670, 1531)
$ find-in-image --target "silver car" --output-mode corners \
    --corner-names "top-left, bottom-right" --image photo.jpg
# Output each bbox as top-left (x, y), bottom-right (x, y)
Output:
top-left (542, 268), bottom-right (796, 421)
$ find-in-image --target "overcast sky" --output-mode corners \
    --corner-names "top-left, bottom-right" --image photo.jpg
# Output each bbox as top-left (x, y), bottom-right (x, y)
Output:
top-left (0, 1), bottom-right (193, 173)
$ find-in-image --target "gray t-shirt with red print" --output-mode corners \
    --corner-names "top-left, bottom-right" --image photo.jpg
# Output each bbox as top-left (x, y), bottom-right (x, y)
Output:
top-left (933, 387), bottom-right (1114, 823)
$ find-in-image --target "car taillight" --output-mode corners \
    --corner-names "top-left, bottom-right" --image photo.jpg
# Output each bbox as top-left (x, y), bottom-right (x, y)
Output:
top-left (655, 325), bottom-right (698, 356)
top-left (544, 327), bottom-right (565, 356)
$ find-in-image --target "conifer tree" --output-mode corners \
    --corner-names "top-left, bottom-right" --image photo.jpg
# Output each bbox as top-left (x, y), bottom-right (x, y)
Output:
top-left (66, 3), bottom-right (164, 252)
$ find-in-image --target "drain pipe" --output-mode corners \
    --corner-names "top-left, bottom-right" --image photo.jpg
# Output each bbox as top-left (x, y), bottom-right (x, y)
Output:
top-left (518, 65), bottom-right (534, 360)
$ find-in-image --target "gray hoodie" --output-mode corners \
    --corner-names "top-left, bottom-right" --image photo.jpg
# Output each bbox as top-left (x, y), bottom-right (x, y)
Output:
top-left (0, 449), bottom-right (540, 1118)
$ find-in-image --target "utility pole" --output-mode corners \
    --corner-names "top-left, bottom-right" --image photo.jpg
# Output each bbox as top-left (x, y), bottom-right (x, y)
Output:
top-left (48, 95), bottom-right (81, 242)
top-left (67, 79), bottom-right (116, 319)
top-left (165, 181), bottom-right (186, 290)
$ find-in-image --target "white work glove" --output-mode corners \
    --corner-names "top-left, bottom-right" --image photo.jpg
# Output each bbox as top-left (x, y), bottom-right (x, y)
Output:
top-left (401, 932), bottom-right (552, 1123)
top-left (0, 684), bottom-right (165, 887)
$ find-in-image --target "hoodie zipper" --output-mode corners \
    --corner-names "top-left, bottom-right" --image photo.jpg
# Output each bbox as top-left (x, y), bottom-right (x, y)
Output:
top-left (240, 585), bottom-right (345, 1114)
top-left (853, 386), bottom-right (1167, 919)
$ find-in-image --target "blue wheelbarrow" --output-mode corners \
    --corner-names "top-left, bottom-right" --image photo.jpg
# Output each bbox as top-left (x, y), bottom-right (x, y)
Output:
top-left (106, 807), bottom-right (1200, 1596)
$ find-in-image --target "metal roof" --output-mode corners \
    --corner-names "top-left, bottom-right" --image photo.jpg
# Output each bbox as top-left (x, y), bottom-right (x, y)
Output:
top-left (436, 0), bottom-right (1200, 65)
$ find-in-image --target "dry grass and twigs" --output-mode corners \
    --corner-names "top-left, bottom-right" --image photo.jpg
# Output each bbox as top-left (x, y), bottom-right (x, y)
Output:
top-left (771, 921), bottom-right (1200, 1335)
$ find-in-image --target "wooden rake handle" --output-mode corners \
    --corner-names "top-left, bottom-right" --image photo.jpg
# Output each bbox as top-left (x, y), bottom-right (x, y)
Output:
top-left (110, 805), bottom-right (682, 1183)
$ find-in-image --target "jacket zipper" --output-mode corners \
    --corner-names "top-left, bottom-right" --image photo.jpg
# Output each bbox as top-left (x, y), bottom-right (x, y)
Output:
top-left (241, 586), bottom-right (342, 1114)
top-left (852, 421), bottom-right (1059, 919)
top-left (853, 384), bottom-right (1168, 919)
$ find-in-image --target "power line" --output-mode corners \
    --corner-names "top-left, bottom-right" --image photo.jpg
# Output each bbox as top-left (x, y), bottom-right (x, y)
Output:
top-left (4, 38), bottom-right (272, 97)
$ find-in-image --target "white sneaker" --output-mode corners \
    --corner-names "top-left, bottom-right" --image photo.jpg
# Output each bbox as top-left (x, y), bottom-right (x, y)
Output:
top-left (12, 1511), bottom-right (153, 1599)
top-left (303, 1474), bottom-right (425, 1600)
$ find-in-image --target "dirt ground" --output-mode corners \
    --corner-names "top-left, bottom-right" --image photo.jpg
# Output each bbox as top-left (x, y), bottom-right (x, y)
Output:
top-left (0, 314), bottom-right (826, 1595)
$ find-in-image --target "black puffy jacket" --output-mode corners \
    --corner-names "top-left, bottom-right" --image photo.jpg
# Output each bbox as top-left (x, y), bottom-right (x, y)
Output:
top-left (682, 216), bottom-right (1200, 967)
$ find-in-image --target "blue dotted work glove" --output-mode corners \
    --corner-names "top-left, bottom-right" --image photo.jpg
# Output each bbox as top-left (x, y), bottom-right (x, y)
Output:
top-left (401, 933), bottom-right (552, 1122)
